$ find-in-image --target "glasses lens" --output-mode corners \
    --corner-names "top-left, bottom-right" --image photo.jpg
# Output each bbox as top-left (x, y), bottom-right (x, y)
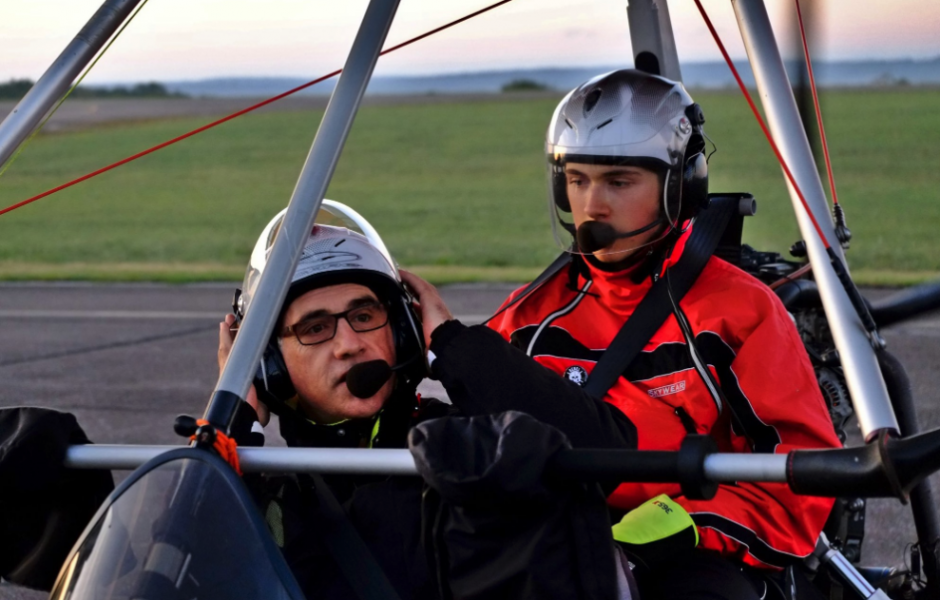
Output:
top-left (293, 316), bottom-right (336, 345)
top-left (346, 303), bottom-right (388, 332)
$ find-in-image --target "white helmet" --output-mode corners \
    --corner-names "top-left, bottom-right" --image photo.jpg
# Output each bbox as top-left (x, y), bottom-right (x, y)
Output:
top-left (547, 69), bottom-right (708, 257)
top-left (236, 201), bottom-right (425, 407)
top-left (238, 201), bottom-right (401, 320)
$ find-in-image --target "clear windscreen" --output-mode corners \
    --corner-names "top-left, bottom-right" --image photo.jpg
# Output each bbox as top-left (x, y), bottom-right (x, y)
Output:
top-left (547, 154), bottom-right (680, 259)
top-left (50, 456), bottom-right (302, 600)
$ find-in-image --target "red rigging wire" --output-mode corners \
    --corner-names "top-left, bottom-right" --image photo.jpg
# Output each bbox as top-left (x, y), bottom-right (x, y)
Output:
top-left (690, 0), bottom-right (832, 251)
top-left (0, 0), bottom-right (515, 218)
top-left (0, 69), bottom-right (338, 217)
top-left (693, 1), bottom-right (883, 340)
top-left (794, 0), bottom-right (839, 207)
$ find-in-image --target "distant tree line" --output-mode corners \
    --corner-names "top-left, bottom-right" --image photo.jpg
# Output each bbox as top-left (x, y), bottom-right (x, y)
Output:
top-left (501, 79), bottom-right (550, 93)
top-left (0, 79), bottom-right (186, 101)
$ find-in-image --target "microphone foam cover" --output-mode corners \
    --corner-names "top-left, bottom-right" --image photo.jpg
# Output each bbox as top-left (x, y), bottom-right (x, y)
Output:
top-left (345, 360), bottom-right (393, 399)
top-left (576, 221), bottom-right (618, 254)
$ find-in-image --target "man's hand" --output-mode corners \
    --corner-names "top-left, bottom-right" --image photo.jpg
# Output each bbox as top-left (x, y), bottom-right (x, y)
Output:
top-left (399, 269), bottom-right (455, 350)
top-left (219, 314), bottom-right (270, 426)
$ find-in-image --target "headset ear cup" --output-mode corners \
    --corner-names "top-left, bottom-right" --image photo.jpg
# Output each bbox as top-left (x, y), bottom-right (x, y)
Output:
top-left (393, 298), bottom-right (428, 388)
top-left (683, 152), bottom-right (709, 215)
top-left (253, 341), bottom-right (296, 416)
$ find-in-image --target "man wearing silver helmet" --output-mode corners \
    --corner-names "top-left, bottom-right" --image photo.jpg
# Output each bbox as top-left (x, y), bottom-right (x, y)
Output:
top-left (219, 210), bottom-right (446, 599)
top-left (221, 214), bottom-right (429, 440)
top-left (402, 69), bottom-right (841, 598)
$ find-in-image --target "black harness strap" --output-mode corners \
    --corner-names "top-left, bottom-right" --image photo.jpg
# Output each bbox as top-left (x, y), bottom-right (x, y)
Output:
top-left (583, 196), bottom-right (738, 401)
top-left (307, 474), bottom-right (403, 600)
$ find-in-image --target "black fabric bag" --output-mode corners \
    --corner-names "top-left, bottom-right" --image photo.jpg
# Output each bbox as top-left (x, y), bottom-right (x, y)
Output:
top-left (0, 407), bottom-right (114, 590)
top-left (409, 411), bottom-right (618, 600)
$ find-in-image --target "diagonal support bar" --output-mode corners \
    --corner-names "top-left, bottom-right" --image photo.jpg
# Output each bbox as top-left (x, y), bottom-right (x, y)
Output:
top-left (731, 0), bottom-right (899, 440)
top-left (0, 0), bottom-right (143, 169)
top-left (626, 0), bottom-right (682, 81)
top-left (206, 0), bottom-right (401, 431)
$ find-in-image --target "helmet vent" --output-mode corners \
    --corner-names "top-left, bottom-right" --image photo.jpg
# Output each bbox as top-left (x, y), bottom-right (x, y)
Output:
top-left (584, 89), bottom-right (602, 114)
top-left (630, 80), bottom-right (683, 133)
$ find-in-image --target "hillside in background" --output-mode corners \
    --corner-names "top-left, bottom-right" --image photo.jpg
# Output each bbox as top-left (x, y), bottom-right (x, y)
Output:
top-left (155, 58), bottom-right (940, 97)
top-left (0, 79), bottom-right (183, 101)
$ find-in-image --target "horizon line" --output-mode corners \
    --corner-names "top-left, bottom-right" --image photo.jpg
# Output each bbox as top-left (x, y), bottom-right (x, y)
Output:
top-left (4, 55), bottom-right (940, 86)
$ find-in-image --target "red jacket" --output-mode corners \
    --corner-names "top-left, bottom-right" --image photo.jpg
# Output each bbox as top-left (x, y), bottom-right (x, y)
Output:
top-left (487, 231), bottom-right (841, 569)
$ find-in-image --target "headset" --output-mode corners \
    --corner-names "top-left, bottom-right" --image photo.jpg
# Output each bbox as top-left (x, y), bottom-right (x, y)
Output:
top-left (233, 276), bottom-right (425, 419)
top-left (233, 204), bottom-right (427, 420)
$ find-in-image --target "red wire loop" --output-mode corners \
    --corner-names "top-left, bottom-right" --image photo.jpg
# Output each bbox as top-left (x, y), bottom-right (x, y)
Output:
top-left (0, 0), bottom-right (514, 217)
top-left (794, 0), bottom-right (839, 207)
top-left (691, 0), bottom-right (832, 251)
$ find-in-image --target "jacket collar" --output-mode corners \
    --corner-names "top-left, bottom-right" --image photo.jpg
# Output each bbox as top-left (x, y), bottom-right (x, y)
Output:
top-left (575, 225), bottom-right (693, 312)
top-left (279, 388), bottom-right (418, 449)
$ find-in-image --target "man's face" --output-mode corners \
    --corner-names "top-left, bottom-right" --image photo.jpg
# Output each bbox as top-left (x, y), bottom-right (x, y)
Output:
top-left (565, 162), bottom-right (663, 262)
top-left (280, 283), bottom-right (396, 424)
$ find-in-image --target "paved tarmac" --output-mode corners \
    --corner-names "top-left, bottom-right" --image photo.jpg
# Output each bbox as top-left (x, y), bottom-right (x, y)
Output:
top-left (1, 282), bottom-right (938, 598)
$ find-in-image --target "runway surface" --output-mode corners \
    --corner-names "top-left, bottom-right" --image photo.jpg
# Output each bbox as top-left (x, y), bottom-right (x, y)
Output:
top-left (1, 282), bottom-right (938, 597)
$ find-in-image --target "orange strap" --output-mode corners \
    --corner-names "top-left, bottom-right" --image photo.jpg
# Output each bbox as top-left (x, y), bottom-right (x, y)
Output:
top-left (191, 419), bottom-right (242, 476)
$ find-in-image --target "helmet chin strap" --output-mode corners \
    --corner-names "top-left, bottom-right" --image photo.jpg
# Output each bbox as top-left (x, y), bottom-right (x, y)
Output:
top-left (575, 218), bottom-right (665, 254)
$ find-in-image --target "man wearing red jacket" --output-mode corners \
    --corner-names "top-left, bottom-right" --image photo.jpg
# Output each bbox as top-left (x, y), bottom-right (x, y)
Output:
top-left (402, 69), bottom-right (840, 599)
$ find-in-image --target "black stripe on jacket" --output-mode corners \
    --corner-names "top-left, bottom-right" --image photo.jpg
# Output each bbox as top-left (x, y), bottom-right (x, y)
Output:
top-left (691, 512), bottom-right (804, 567)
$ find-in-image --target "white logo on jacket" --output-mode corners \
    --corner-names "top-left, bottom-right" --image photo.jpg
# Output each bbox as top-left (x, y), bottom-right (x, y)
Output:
top-left (564, 366), bottom-right (588, 387)
top-left (648, 381), bottom-right (687, 398)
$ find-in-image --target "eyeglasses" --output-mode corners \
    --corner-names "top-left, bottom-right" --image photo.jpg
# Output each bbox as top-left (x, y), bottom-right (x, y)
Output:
top-left (282, 302), bottom-right (389, 346)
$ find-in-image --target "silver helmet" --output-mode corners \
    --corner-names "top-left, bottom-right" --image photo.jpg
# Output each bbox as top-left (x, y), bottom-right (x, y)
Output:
top-left (238, 200), bottom-right (402, 320)
top-left (547, 69), bottom-right (708, 257)
top-left (237, 201), bottom-right (425, 401)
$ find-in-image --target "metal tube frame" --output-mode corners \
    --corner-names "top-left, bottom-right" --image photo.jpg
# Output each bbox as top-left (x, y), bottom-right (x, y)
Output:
top-left (0, 0), bottom-right (143, 169)
top-left (730, 0), bottom-right (900, 440)
top-left (817, 534), bottom-right (888, 600)
top-left (65, 444), bottom-right (793, 481)
top-left (65, 445), bottom-right (421, 475)
top-left (626, 0), bottom-right (683, 81)
top-left (885, 349), bottom-right (940, 594)
top-left (207, 0), bottom-right (400, 429)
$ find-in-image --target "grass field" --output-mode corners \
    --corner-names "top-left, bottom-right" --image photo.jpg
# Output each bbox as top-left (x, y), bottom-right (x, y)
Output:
top-left (0, 88), bottom-right (938, 284)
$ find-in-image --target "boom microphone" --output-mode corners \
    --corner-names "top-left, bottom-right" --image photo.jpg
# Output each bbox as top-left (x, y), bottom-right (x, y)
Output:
top-left (346, 350), bottom-right (425, 399)
top-left (576, 219), bottom-right (664, 253)
top-left (345, 360), bottom-right (395, 399)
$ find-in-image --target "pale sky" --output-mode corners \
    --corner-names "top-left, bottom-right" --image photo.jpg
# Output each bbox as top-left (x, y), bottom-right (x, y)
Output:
top-left (3, 0), bottom-right (939, 83)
